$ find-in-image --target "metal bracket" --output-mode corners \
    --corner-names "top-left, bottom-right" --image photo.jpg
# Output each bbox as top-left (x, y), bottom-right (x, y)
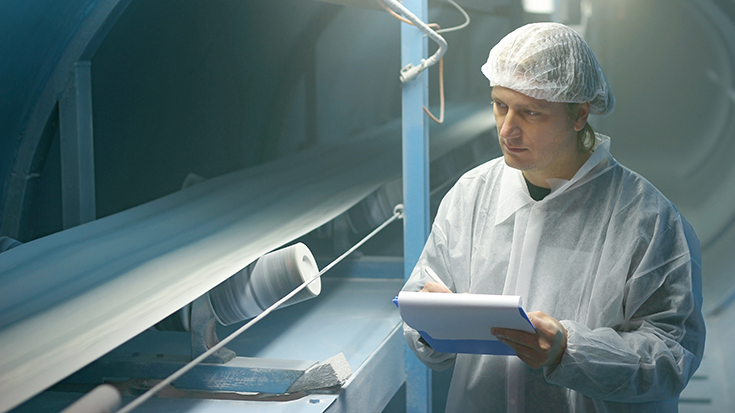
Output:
top-left (189, 295), bottom-right (236, 364)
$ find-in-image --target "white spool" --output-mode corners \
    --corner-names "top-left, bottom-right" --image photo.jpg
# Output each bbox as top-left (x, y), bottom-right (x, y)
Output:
top-left (209, 243), bottom-right (320, 325)
top-left (59, 384), bottom-right (121, 413)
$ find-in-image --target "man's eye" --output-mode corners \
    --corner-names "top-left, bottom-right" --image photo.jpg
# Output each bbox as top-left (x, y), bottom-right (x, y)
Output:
top-left (525, 110), bottom-right (540, 116)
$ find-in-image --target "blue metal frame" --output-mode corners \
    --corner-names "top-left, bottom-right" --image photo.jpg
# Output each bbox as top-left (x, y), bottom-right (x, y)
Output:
top-left (63, 353), bottom-right (314, 394)
top-left (400, 0), bottom-right (432, 411)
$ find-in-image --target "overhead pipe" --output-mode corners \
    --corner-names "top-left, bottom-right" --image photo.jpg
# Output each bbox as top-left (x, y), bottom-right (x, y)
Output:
top-left (381, 0), bottom-right (448, 83)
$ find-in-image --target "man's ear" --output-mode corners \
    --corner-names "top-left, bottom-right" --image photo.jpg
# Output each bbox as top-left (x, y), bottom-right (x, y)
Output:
top-left (573, 102), bottom-right (591, 132)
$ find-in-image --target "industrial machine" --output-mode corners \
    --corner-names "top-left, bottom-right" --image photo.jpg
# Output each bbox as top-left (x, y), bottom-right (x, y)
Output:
top-left (1, 0), bottom-right (735, 412)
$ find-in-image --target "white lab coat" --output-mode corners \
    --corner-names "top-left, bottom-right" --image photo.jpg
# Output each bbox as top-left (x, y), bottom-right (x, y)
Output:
top-left (402, 135), bottom-right (705, 412)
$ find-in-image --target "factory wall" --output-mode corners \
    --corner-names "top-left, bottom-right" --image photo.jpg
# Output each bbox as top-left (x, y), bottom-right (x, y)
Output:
top-left (0, 0), bottom-right (516, 242)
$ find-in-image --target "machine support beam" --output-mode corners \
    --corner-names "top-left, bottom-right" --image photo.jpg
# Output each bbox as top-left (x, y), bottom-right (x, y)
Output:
top-left (59, 61), bottom-right (96, 228)
top-left (400, 0), bottom-right (432, 412)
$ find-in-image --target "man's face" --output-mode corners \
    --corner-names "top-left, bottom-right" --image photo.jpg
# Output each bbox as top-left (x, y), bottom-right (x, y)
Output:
top-left (491, 86), bottom-right (588, 186)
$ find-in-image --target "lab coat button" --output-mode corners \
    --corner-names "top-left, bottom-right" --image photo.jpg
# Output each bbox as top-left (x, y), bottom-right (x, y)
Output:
top-left (534, 208), bottom-right (541, 215)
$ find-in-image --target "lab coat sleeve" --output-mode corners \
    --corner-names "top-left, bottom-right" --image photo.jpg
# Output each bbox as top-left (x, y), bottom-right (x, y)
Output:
top-left (401, 186), bottom-right (463, 371)
top-left (403, 322), bottom-right (456, 371)
top-left (543, 212), bottom-right (706, 402)
top-left (402, 225), bottom-right (458, 371)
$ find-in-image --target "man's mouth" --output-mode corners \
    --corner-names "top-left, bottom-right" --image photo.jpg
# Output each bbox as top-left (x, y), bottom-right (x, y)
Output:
top-left (503, 141), bottom-right (526, 153)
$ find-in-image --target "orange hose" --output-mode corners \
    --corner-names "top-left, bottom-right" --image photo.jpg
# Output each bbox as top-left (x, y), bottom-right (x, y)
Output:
top-left (377, 0), bottom-right (445, 124)
top-left (423, 57), bottom-right (444, 124)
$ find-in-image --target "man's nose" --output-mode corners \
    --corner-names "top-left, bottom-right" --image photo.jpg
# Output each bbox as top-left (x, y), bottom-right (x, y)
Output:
top-left (499, 110), bottom-right (521, 139)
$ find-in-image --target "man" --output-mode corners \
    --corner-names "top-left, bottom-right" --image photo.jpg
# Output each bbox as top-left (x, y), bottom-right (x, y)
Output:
top-left (402, 23), bottom-right (705, 412)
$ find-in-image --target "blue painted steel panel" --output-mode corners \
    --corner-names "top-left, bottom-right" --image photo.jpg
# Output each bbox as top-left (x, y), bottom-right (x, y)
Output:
top-left (401, 0), bottom-right (430, 279)
top-left (63, 354), bottom-right (314, 394)
top-left (14, 391), bottom-right (339, 413)
top-left (326, 324), bottom-right (406, 412)
top-left (400, 0), bottom-right (433, 411)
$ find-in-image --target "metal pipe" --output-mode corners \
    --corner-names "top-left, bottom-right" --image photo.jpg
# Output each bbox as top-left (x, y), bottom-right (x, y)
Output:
top-left (381, 0), bottom-right (448, 83)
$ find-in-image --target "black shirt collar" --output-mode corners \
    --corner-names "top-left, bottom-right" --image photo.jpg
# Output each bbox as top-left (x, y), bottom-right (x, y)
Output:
top-left (524, 177), bottom-right (551, 201)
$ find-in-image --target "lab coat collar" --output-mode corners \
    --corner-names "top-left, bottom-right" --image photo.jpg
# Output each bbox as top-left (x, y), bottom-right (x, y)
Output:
top-left (495, 163), bottom-right (533, 225)
top-left (543, 134), bottom-right (613, 201)
top-left (494, 134), bottom-right (614, 226)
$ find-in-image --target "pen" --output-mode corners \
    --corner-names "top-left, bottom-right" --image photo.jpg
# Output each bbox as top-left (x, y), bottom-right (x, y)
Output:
top-left (424, 267), bottom-right (450, 290)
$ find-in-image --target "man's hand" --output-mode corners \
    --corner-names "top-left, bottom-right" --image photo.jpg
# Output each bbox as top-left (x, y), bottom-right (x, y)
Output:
top-left (419, 281), bottom-right (452, 293)
top-left (491, 311), bottom-right (567, 369)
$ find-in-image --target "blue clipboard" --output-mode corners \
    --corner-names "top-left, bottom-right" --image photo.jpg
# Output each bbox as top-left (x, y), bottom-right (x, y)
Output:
top-left (395, 291), bottom-right (535, 355)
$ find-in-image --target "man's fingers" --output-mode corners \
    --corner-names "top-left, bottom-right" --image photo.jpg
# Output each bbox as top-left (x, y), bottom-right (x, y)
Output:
top-left (419, 281), bottom-right (452, 293)
top-left (493, 311), bottom-right (567, 369)
top-left (496, 337), bottom-right (544, 368)
top-left (516, 353), bottom-right (542, 370)
top-left (492, 328), bottom-right (537, 350)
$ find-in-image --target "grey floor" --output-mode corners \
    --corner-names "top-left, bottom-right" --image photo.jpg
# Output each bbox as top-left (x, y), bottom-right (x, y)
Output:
top-left (680, 303), bottom-right (735, 412)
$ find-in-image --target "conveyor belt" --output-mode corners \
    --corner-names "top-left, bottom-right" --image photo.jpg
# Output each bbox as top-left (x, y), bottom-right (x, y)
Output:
top-left (0, 104), bottom-right (496, 412)
top-left (13, 270), bottom-right (407, 412)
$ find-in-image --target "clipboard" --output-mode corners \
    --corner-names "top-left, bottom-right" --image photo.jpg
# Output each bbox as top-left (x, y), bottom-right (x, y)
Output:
top-left (395, 291), bottom-right (535, 355)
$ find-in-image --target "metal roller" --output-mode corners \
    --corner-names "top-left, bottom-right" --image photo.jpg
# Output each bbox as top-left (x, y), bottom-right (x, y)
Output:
top-left (157, 243), bottom-right (321, 330)
top-left (208, 243), bottom-right (321, 326)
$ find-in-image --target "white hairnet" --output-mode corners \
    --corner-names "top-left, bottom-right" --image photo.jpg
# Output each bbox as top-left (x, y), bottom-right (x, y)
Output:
top-left (481, 22), bottom-right (615, 115)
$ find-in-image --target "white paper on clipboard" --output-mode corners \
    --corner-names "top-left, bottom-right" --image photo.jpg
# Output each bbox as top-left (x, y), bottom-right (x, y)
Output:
top-left (396, 291), bottom-right (536, 355)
